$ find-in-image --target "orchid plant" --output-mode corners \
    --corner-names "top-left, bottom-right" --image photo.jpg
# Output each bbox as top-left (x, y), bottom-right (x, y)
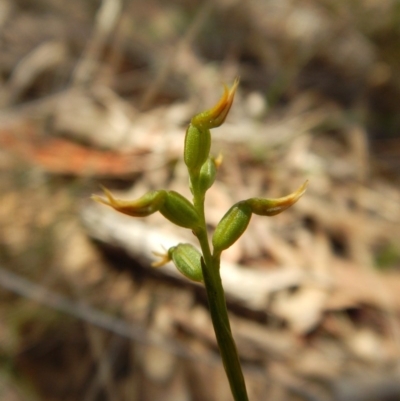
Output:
top-left (93, 78), bottom-right (307, 401)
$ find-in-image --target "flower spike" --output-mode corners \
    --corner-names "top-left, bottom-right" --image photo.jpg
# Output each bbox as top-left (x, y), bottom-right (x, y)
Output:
top-left (91, 78), bottom-right (308, 401)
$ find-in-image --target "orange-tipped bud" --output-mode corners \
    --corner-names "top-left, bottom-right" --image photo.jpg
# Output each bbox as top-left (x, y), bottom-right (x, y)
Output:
top-left (92, 187), bottom-right (167, 217)
top-left (246, 181), bottom-right (308, 216)
top-left (191, 78), bottom-right (239, 130)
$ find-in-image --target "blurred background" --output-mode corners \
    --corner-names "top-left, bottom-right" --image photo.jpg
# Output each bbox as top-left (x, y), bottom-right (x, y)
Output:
top-left (1, 0), bottom-right (400, 400)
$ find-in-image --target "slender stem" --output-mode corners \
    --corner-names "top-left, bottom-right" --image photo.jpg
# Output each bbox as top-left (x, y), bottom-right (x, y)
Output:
top-left (192, 175), bottom-right (249, 401)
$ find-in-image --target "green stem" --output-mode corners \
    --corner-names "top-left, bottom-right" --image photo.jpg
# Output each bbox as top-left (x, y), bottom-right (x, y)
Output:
top-left (192, 176), bottom-right (249, 401)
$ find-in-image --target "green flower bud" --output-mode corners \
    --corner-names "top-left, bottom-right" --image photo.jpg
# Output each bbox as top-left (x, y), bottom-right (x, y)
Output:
top-left (168, 243), bottom-right (203, 283)
top-left (246, 181), bottom-right (308, 216)
top-left (92, 187), bottom-right (167, 217)
top-left (212, 201), bottom-right (252, 255)
top-left (184, 124), bottom-right (211, 173)
top-left (198, 157), bottom-right (217, 193)
top-left (159, 191), bottom-right (200, 230)
top-left (184, 78), bottom-right (238, 174)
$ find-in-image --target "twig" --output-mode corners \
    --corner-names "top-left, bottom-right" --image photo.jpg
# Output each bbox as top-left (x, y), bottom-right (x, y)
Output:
top-left (0, 266), bottom-right (193, 361)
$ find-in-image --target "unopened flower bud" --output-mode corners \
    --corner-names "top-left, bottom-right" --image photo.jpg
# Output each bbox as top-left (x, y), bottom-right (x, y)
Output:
top-left (212, 201), bottom-right (252, 255)
top-left (246, 181), bottom-right (308, 216)
top-left (159, 191), bottom-right (200, 230)
top-left (198, 157), bottom-right (217, 193)
top-left (184, 124), bottom-right (211, 173)
top-left (169, 243), bottom-right (203, 283)
top-left (92, 187), bottom-right (166, 217)
top-left (191, 78), bottom-right (239, 129)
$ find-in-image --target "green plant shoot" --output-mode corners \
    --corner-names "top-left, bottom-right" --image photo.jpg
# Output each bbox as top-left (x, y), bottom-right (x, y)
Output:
top-left (92, 78), bottom-right (307, 401)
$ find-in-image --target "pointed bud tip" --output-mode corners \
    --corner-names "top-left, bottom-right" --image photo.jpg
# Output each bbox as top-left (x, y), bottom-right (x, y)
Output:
top-left (267, 180), bottom-right (308, 215)
top-left (91, 186), bottom-right (114, 206)
top-left (91, 194), bottom-right (107, 205)
top-left (295, 180), bottom-right (309, 200)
